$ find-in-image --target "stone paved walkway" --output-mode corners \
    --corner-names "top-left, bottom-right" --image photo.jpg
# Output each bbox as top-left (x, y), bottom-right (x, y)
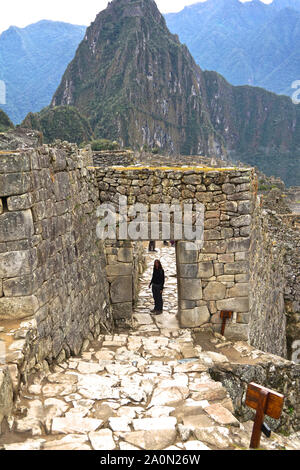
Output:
top-left (0, 245), bottom-right (299, 451)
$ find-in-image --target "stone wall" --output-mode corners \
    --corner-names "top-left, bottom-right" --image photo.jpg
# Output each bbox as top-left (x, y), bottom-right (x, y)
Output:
top-left (249, 197), bottom-right (300, 360)
top-left (249, 198), bottom-right (287, 357)
top-left (93, 150), bottom-right (135, 168)
top-left (104, 240), bottom-right (146, 328)
top-left (95, 165), bottom-right (256, 340)
top-left (0, 144), bottom-right (114, 386)
top-left (209, 343), bottom-right (300, 433)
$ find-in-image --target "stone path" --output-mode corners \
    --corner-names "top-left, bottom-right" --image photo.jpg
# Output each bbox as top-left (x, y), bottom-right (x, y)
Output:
top-left (0, 245), bottom-right (299, 451)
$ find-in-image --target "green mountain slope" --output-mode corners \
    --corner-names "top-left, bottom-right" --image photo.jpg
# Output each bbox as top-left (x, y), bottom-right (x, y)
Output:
top-left (23, 0), bottom-right (300, 186)
top-left (22, 106), bottom-right (93, 144)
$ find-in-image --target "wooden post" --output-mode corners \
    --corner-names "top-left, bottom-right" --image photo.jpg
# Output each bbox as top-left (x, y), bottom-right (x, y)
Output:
top-left (245, 383), bottom-right (284, 450)
top-left (220, 310), bottom-right (232, 336)
top-left (249, 388), bottom-right (269, 449)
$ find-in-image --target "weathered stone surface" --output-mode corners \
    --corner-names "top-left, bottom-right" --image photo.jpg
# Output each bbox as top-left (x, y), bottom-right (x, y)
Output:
top-left (123, 429), bottom-right (177, 450)
top-left (227, 283), bottom-right (249, 297)
top-left (0, 172), bottom-right (32, 197)
top-left (203, 282), bottom-right (226, 301)
top-left (110, 276), bottom-right (132, 303)
top-left (43, 434), bottom-right (90, 450)
top-left (0, 250), bottom-right (35, 278)
top-left (198, 262), bottom-right (214, 278)
top-left (177, 263), bottom-right (201, 279)
top-left (194, 426), bottom-right (232, 449)
top-left (89, 429), bottom-right (116, 450)
top-left (176, 241), bottom-right (199, 264)
top-left (216, 297), bottom-right (249, 312)
top-left (52, 416), bottom-right (103, 434)
top-left (7, 193), bottom-right (33, 211)
top-left (204, 403), bottom-right (239, 426)
top-left (180, 306), bottom-right (210, 328)
top-left (179, 278), bottom-right (202, 301)
top-left (0, 366), bottom-right (14, 432)
top-left (0, 295), bottom-right (39, 320)
top-left (4, 439), bottom-right (46, 451)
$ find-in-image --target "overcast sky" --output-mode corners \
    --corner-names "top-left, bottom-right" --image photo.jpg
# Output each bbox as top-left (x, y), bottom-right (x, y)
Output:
top-left (0, 0), bottom-right (273, 34)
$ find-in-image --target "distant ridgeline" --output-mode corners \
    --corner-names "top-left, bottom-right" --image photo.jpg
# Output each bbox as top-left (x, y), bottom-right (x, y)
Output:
top-left (21, 0), bottom-right (300, 187)
top-left (165, 0), bottom-right (300, 98)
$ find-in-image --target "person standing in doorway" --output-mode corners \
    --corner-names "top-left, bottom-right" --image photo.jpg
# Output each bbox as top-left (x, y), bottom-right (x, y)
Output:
top-left (149, 259), bottom-right (165, 314)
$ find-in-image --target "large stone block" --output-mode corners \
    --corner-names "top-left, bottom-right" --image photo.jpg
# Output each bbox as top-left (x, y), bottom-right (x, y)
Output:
top-left (112, 302), bottom-right (132, 320)
top-left (177, 263), bottom-right (201, 279)
top-left (224, 261), bottom-right (249, 275)
top-left (0, 153), bottom-right (31, 173)
top-left (227, 237), bottom-right (250, 253)
top-left (110, 276), bottom-right (132, 303)
top-left (214, 323), bottom-right (249, 341)
top-left (0, 250), bottom-right (35, 278)
top-left (106, 263), bottom-right (132, 277)
top-left (7, 193), bottom-right (33, 211)
top-left (203, 240), bottom-right (227, 254)
top-left (176, 241), bottom-right (199, 264)
top-left (0, 366), bottom-right (14, 433)
top-left (0, 173), bottom-right (32, 197)
top-left (203, 282), bottom-right (226, 301)
top-left (198, 262), bottom-right (214, 278)
top-left (227, 283), bottom-right (249, 298)
top-left (178, 278), bottom-right (202, 301)
top-left (0, 295), bottom-right (39, 320)
top-left (117, 248), bottom-right (133, 263)
top-left (180, 306), bottom-right (210, 328)
top-left (216, 297), bottom-right (249, 312)
top-left (231, 215), bottom-right (251, 227)
top-left (0, 210), bottom-right (34, 243)
top-left (3, 275), bottom-right (36, 297)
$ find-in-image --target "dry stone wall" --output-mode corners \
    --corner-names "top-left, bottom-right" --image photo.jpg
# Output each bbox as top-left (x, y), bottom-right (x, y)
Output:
top-left (0, 144), bottom-right (113, 387)
top-left (95, 165), bottom-right (256, 340)
top-left (249, 197), bottom-right (300, 360)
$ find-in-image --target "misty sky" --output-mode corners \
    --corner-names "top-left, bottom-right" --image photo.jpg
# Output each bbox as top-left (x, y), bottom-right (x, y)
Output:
top-left (0, 0), bottom-right (273, 34)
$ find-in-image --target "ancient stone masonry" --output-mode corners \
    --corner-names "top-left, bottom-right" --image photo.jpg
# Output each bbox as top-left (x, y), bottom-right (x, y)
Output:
top-left (95, 165), bottom-right (256, 341)
top-left (93, 150), bottom-right (135, 168)
top-left (0, 144), bottom-right (114, 406)
top-left (104, 240), bottom-right (146, 328)
top-left (249, 192), bottom-right (300, 361)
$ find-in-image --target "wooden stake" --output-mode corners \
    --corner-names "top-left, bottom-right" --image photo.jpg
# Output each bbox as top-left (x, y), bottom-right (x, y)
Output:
top-left (246, 383), bottom-right (284, 450)
top-left (220, 310), bottom-right (232, 336)
top-left (250, 388), bottom-right (269, 449)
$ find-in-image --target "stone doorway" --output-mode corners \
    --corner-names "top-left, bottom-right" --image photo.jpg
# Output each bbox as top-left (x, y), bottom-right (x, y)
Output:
top-left (132, 241), bottom-right (179, 331)
top-left (104, 239), bottom-right (211, 331)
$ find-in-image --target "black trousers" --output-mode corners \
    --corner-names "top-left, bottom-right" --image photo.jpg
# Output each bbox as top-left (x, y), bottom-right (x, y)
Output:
top-left (148, 241), bottom-right (156, 251)
top-left (152, 283), bottom-right (163, 312)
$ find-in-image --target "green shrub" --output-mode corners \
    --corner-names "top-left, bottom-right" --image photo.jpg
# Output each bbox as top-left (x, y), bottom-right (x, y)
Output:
top-left (91, 139), bottom-right (120, 151)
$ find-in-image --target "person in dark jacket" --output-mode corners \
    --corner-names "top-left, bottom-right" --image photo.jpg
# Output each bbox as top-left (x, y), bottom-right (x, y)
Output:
top-left (149, 259), bottom-right (165, 314)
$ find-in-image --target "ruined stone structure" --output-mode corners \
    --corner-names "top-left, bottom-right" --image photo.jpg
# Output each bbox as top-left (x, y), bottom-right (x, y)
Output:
top-left (0, 144), bottom-right (113, 388)
top-left (0, 143), bottom-right (299, 438)
top-left (95, 165), bottom-right (255, 341)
